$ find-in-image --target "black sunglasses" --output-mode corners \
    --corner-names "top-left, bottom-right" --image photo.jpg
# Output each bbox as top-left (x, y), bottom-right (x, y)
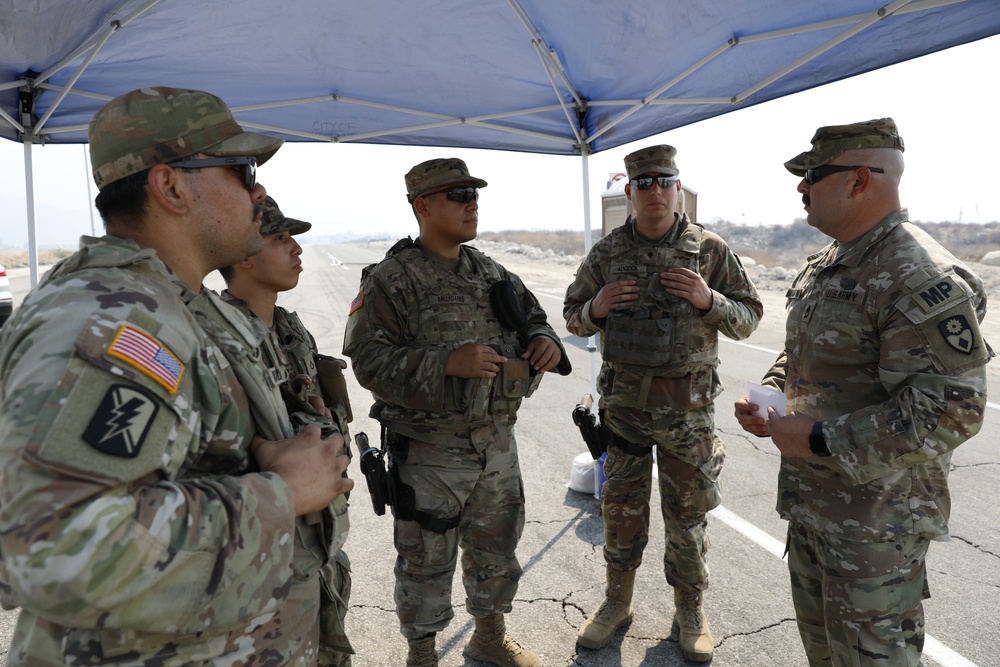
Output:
top-left (421, 186), bottom-right (479, 204)
top-left (804, 164), bottom-right (884, 185)
top-left (168, 156), bottom-right (257, 191)
top-left (629, 175), bottom-right (678, 191)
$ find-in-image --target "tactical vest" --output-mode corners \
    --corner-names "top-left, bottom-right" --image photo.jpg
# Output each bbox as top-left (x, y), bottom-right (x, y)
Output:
top-left (602, 218), bottom-right (718, 374)
top-left (274, 309), bottom-right (319, 398)
top-left (388, 243), bottom-right (539, 421)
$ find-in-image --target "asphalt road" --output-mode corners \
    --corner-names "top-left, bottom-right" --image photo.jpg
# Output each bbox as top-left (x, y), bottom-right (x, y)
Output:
top-left (2, 243), bottom-right (997, 666)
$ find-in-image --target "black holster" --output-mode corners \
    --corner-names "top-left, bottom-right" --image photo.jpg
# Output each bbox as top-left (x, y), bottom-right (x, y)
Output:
top-left (386, 429), bottom-right (461, 534)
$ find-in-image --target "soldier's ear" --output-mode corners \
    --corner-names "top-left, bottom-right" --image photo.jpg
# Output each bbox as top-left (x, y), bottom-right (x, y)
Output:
top-left (147, 163), bottom-right (188, 215)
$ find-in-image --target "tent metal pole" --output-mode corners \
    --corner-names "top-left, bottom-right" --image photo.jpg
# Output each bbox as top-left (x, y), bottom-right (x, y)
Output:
top-left (22, 140), bottom-right (38, 287)
top-left (581, 150), bottom-right (598, 401)
top-left (84, 145), bottom-right (96, 236)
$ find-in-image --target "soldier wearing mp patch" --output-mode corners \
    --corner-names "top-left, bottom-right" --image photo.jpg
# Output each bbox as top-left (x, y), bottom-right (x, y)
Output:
top-left (564, 145), bottom-right (762, 662)
top-left (343, 158), bottom-right (568, 667)
top-left (0, 87), bottom-right (352, 666)
top-left (735, 118), bottom-right (992, 667)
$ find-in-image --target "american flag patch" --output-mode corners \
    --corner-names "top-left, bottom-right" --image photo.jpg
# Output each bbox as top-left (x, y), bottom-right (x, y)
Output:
top-left (106, 325), bottom-right (185, 394)
top-left (349, 291), bottom-right (364, 315)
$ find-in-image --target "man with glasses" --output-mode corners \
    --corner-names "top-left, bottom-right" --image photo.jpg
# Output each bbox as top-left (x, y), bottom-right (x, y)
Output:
top-left (564, 145), bottom-right (761, 662)
top-left (0, 87), bottom-right (352, 666)
top-left (219, 195), bottom-right (356, 666)
top-left (344, 157), bottom-right (569, 667)
top-left (735, 118), bottom-right (990, 666)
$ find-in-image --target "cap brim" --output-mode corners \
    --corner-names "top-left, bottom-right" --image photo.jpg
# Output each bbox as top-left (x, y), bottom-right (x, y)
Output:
top-left (629, 167), bottom-right (679, 178)
top-left (413, 175), bottom-right (488, 200)
top-left (784, 148), bottom-right (840, 176)
top-left (206, 131), bottom-right (284, 166)
top-left (263, 219), bottom-right (312, 236)
top-left (287, 218), bottom-right (312, 235)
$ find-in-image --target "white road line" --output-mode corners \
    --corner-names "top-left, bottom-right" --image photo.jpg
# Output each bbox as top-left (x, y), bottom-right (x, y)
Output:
top-left (710, 505), bottom-right (981, 667)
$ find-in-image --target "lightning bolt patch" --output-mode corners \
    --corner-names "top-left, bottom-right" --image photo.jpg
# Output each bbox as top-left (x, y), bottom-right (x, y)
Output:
top-left (83, 385), bottom-right (159, 458)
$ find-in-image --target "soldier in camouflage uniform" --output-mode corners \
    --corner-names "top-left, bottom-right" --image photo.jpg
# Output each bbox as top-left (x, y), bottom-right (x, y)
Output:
top-left (735, 118), bottom-right (991, 667)
top-left (220, 196), bottom-right (355, 666)
top-left (0, 87), bottom-right (352, 666)
top-left (343, 158), bottom-right (569, 667)
top-left (564, 145), bottom-right (762, 661)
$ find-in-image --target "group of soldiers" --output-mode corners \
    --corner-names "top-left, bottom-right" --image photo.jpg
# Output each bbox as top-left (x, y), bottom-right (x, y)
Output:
top-left (0, 84), bottom-right (990, 667)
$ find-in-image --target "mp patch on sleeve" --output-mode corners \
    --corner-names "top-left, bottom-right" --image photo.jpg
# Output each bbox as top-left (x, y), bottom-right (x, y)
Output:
top-left (938, 314), bottom-right (974, 354)
top-left (83, 384), bottom-right (159, 457)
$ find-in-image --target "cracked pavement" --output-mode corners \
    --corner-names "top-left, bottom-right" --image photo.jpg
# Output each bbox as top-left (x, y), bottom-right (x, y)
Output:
top-left (2, 244), bottom-right (996, 666)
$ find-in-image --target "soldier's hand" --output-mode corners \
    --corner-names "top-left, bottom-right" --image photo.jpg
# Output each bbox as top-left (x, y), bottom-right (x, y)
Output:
top-left (767, 410), bottom-right (815, 458)
top-left (251, 424), bottom-right (354, 516)
top-left (306, 394), bottom-right (333, 419)
top-left (522, 335), bottom-right (560, 373)
top-left (734, 396), bottom-right (769, 437)
top-left (661, 268), bottom-right (713, 311)
top-left (445, 342), bottom-right (507, 378)
top-left (589, 280), bottom-right (639, 319)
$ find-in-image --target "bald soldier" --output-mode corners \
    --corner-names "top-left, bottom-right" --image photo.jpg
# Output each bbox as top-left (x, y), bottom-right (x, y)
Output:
top-left (344, 158), bottom-right (569, 667)
top-left (0, 87), bottom-right (351, 666)
top-left (735, 118), bottom-right (991, 666)
top-left (564, 145), bottom-right (761, 662)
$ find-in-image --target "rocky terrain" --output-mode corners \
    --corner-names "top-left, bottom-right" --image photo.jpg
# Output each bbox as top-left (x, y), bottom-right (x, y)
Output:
top-left (458, 238), bottom-right (1000, 298)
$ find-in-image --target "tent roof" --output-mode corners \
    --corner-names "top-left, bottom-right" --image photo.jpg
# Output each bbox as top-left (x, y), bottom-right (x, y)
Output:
top-left (2, 0), bottom-right (999, 156)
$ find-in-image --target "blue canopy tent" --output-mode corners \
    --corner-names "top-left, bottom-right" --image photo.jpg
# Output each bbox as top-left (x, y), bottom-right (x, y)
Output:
top-left (3, 0), bottom-right (1000, 285)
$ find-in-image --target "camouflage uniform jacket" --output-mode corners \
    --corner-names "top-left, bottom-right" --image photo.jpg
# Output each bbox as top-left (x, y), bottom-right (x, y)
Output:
top-left (564, 215), bottom-right (762, 412)
top-left (0, 236), bottom-right (300, 664)
top-left (221, 293), bottom-right (351, 554)
top-left (343, 239), bottom-right (564, 447)
top-left (220, 293), bottom-right (354, 662)
top-left (762, 209), bottom-right (991, 541)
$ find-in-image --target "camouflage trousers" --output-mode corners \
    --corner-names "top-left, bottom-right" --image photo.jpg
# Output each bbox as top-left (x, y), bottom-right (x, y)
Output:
top-left (319, 552), bottom-right (353, 666)
top-left (601, 404), bottom-right (724, 590)
top-left (9, 560), bottom-right (324, 667)
top-left (786, 522), bottom-right (930, 667)
top-left (392, 429), bottom-right (525, 639)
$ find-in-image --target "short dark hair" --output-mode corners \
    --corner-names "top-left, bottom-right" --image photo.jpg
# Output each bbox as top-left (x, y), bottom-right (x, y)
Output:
top-left (93, 168), bottom-right (150, 227)
top-left (218, 265), bottom-right (235, 283)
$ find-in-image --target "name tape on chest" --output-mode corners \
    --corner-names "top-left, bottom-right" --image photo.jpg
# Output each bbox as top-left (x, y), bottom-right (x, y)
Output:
top-left (433, 294), bottom-right (467, 304)
top-left (106, 325), bottom-right (184, 394)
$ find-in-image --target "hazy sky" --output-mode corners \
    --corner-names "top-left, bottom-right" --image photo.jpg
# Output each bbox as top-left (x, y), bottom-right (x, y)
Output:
top-left (2, 34), bottom-right (998, 249)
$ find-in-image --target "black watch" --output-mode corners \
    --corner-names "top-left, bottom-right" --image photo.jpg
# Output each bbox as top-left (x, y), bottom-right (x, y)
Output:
top-left (808, 421), bottom-right (831, 457)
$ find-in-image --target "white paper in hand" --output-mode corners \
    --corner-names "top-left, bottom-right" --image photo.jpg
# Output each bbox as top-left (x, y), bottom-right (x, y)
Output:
top-left (747, 382), bottom-right (786, 419)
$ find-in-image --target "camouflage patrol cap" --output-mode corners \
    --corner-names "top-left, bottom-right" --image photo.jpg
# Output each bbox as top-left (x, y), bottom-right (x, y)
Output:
top-left (624, 144), bottom-right (679, 179)
top-left (405, 158), bottom-right (488, 203)
top-left (259, 196), bottom-right (312, 235)
top-left (88, 86), bottom-right (284, 190)
top-left (784, 118), bottom-right (904, 176)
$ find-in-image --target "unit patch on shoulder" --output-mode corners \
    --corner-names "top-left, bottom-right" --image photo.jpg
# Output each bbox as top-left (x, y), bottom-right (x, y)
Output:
top-left (938, 315), bottom-right (974, 354)
top-left (106, 325), bottom-right (185, 394)
top-left (349, 291), bottom-right (364, 315)
top-left (83, 384), bottom-right (159, 458)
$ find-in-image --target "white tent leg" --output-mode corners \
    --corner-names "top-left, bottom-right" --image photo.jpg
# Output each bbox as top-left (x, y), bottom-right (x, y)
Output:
top-left (580, 151), bottom-right (599, 403)
top-left (23, 140), bottom-right (38, 287)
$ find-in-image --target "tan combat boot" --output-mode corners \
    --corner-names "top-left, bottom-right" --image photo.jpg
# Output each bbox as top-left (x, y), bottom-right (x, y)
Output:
top-left (673, 587), bottom-right (713, 662)
top-left (577, 567), bottom-right (636, 649)
top-left (464, 614), bottom-right (543, 667)
top-left (406, 634), bottom-right (438, 667)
